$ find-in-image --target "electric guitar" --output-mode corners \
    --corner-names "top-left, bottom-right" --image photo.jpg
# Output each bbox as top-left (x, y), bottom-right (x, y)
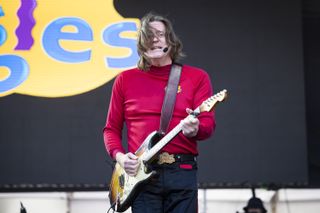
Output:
top-left (108, 89), bottom-right (228, 212)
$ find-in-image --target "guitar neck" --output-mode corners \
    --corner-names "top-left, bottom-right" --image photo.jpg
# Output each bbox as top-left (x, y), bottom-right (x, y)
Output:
top-left (141, 115), bottom-right (191, 162)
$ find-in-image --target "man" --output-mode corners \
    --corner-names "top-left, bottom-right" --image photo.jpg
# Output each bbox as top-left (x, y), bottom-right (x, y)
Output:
top-left (103, 12), bottom-right (215, 213)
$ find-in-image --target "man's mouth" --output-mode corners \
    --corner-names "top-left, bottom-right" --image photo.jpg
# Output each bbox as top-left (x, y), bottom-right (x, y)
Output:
top-left (150, 46), bottom-right (163, 50)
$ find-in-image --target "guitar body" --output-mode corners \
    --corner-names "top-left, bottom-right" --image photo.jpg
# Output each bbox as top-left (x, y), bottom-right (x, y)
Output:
top-left (109, 131), bottom-right (162, 212)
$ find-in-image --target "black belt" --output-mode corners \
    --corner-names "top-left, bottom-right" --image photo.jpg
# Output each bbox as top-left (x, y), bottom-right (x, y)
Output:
top-left (174, 154), bottom-right (197, 162)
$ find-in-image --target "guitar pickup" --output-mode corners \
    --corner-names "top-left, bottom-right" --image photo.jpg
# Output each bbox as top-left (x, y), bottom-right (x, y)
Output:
top-left (119, 174), bottom-right (124, 189)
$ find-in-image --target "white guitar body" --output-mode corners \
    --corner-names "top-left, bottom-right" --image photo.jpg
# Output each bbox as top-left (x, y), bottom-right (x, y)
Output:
top-left (109, 131), bottom-right (159, 212)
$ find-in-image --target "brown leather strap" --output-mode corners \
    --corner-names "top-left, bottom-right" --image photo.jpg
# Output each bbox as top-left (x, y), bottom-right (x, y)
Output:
top-left (159, 63), bottom-right (182, 135)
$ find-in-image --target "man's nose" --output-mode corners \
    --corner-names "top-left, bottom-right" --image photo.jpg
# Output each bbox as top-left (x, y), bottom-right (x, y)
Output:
top-left (153, 35), bottom-right (159, 42)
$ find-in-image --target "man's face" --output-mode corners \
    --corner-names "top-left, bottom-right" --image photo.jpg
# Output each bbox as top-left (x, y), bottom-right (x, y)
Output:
top-left (144, 21), bottom-right (169, 59)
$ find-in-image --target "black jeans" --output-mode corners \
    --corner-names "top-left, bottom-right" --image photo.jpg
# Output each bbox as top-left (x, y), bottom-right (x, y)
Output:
top-left (132, 161), bottom-right (198, 213)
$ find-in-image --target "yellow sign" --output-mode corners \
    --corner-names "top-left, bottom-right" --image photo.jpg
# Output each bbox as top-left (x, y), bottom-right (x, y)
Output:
top-left (0, 0), bottom-right (140, 97)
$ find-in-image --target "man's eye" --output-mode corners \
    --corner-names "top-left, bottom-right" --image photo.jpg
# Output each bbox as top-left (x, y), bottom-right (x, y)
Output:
top-left (157, 32), bottom-right (165, 37)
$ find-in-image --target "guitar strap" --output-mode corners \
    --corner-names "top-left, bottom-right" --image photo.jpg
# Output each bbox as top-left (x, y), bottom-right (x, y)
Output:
top-left (159, 63), bottom-right (182, 135)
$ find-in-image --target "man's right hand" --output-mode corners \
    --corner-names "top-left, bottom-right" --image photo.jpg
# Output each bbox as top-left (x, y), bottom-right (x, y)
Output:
top-left (116, 152), bottom-right (140, 177)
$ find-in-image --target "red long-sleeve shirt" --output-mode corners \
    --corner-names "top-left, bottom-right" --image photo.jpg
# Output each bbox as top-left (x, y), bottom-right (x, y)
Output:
top-left (103, 64), bottom-right (215, 159)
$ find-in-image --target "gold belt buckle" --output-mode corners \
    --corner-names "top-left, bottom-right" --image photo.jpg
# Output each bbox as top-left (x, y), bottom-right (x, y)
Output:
top-left (158, 152), bottom-right (175, 165)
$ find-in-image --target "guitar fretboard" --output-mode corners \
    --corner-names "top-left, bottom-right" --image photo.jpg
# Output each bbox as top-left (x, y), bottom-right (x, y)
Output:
top-left (141, 115), bottom-right (191, 162)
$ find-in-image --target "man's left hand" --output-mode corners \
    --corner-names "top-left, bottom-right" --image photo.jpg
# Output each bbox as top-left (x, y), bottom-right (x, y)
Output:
top-left (181, 108), bottom-right (199, 138)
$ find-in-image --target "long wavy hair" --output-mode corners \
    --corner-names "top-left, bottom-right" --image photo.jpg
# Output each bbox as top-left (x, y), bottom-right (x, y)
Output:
top-left (137, 13), bottom-right (185, 71)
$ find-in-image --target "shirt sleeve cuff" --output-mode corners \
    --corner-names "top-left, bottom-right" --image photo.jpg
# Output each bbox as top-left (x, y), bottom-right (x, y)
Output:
top-left (111, 149), bottom-right (125, 160)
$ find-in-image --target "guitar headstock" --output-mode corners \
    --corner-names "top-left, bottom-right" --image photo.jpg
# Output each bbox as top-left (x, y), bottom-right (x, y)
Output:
top-left (199, 89), bottom-right (228, 113)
